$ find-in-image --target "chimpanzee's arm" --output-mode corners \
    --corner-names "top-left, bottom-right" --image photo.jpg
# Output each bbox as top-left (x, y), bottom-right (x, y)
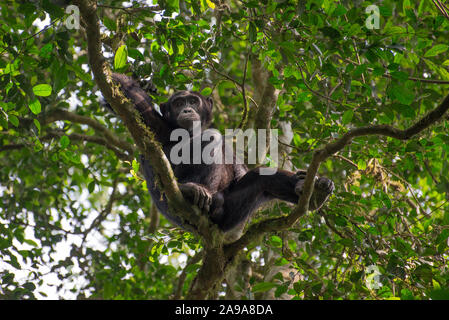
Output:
top-left (111, 73), bottom-right (171, 143)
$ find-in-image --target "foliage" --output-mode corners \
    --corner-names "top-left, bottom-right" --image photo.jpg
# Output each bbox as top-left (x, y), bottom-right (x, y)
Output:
top-left (1, 0), bottom-right (449, 300)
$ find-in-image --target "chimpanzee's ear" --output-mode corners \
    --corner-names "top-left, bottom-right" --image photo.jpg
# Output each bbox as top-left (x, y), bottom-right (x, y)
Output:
top-left (159, 102), bottom-right (170, 118)
top-left (206, 96), bottom-right (214, 109)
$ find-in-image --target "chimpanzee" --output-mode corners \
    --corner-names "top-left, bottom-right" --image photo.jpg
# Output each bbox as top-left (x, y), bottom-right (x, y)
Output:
top-left (110, 73), bottom-right (334, 240)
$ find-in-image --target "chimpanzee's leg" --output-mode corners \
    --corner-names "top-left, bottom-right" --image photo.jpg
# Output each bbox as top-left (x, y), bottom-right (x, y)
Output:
top-left (210, 168), bottom-right (334, 232)
top-left (210, 168), bottom-right (299, 231)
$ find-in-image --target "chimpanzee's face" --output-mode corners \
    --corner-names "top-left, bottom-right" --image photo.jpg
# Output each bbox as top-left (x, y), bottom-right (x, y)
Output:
top-left (160, 91), bottom-right (213, 131)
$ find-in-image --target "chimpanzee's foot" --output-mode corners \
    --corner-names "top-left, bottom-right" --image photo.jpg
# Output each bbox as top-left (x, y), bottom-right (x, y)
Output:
top-left (294, 173), bottom-right (334, 210)
top-left (179, 182), bottom-right (212, 212)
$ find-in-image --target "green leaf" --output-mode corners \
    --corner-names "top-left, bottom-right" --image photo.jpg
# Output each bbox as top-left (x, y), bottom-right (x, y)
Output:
top-left (320, 26), bottom-right (341, 39)
top-left (128, 48), bottom-right (144, 61)
top-left (269, 235), bottom-right (282, 247)
top-left (192, 0), bottom-right (202, 14)
top-left (39, 43), bottom-right (53, 59)
top-left (54, 65), bottom-right (68, 93)
top-left (9, 114), bottom-right (19, 127)
top-left (332, 4), bottom-right (347, 16)
top-left (59, 135), bottom-right (70, 149)
top-left (88, 181), bottom-right (96, 193)
top-left (293, 282), bottom-right (303, 293)
top-left (29, 99), bottom-right (41, 115)
top-left (201, 87), bottom-right (212, 96)
top-left (7, 255), bottom-right (20, 269)
top-left (205, 0), bottom-right (215, 9)
top-left (132, 159), bottom-right (140, 173)
top-left (429, 289), bottom-right (449, 300)
top-left (335, 216), bottom-right (347, 227)
top-left (252, 282), bottom-right (277, 293)
top-left (33, 119), bottom-right (41, 135)
top-left (342, 110), bottom-right (354, 125)
top-left (357, 159), bottom-right (367, 170)
top-left (390, 71), bottom-right (409, 81)
top-left (32, 84), bottom-right (52, 97)
top-left (249, 22), bottom-right (257, 43)
top-left (185, 263), bottom-right (200, 273)
top-left (65, 150), bottom-right (81, 164)
top-left (34, 139), bottom-right (43, 152)
top-left (424, 44), bottom-right (448, 57)
top-left (381, 192), bottom-right (392, 209)
top-left (160, 64), bottom-right (168, 77)
top-left (103, 17), bottom-right (116, 31)
top-left (114, 45), bottom-right (128, 70)
top-left (42, 0), bottom-right (64, 17)
top-left (274, 285), bottom-right (288, 298)
top-left (391, 84), bottom-right (414, 105)
top-left (24, 239), bottom-right (38, 247)
top-left (394, 104), bottom-right (415, 118)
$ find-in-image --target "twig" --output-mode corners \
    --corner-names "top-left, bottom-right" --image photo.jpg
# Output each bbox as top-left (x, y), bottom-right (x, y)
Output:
top-left (237, 50), bottom-right (250, 129)
top-left (0, 143), bottom-right (25, 152)
top-left (382, 166), bottom-right (426, 216)
top-left (44, 130), bottom-right (133, 161)
top-left (0, 18), bottom-right (61, 57)
top-left (319, 209), bottom-right (348, 239)
top-left (329, 81), bottom-right (342, 97)
top-left (207, 61), bottom-right (242, 86)
top-left (73, 0), bottom-right (209, 240)
top-left (344, 14), bottom-right (365, 84)
top-left (427, 199), bottom-right (449, 216)
top-left (433, 0), bottom-right (449, 21)
top-left (423, 158), bottom-right (439, 184)
top-left (337, 54), bottom-right (449, 84)
top-left (225, 90), bottom-right (449, 257)
top-left (247, 96), bottom-right (259, 109)
top-left (382, 73), bottom-right (449, 84)
top-left (39, 109), bottom-right (136, 155)
top-left (333, 154), bottom-right (358, 168)
top-left (207, 54), bottom-right (252, 130)
top-left (278, 140), bottom-right (311, 153)
top-left (1, 130), bottom-right (132, 161)
top-left (81, 177), bottom-right (119, 245)
top-left (173, 251), bottom-right (203, 299)
top-left (97, 4), bottom-right (161, 14)
top-left (297, 61), bottom-right (355, 108)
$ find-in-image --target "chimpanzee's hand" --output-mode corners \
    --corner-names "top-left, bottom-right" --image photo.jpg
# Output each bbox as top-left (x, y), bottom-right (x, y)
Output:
top-left (294, 172), bottom-right (334, 211)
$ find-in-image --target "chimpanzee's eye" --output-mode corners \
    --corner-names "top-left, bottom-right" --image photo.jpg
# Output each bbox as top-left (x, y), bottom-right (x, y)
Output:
top-left (173, 99), bottom-right (184, 108)
top-left (188, 97), bottom-right (197, 105)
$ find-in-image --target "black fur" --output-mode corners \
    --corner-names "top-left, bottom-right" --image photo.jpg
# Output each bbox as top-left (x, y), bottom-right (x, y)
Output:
top-left (109, 73), bottom-right (334, 234)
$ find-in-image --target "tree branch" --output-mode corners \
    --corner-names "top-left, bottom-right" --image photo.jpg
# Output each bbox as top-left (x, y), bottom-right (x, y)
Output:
top-left (225, 91), bottom-right (449, 258)
top-left (433, 0), bottom-right (449, 21)
top-left (336, 54), bottom-right (449, 85)
top-left (44, 130), bottom-right (133, 161)
top-left (82, 177), bottom-right (119, 245)
top-left (41, 109), bottom-right (136, 156)
top-left (173, 251), bottom-right (203, 299)
top-left (73, 0), bottom-right (214, 239)
top-left (97, 4), bottom-right (161, 14)
top-left (252, 69), bottom-right (280, 132)
top-left (1, 130), bottom-right (132, 161)
top-left (237, 50), bottom-right (250, 129)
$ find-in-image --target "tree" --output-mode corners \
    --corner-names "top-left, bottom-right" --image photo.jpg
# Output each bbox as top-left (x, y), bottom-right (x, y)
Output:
top-left (1, 0), bottom-right (449, 300)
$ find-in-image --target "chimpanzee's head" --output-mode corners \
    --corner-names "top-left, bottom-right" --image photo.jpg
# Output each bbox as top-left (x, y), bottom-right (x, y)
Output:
top-left (160, 91), bottom-right (213, 131)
